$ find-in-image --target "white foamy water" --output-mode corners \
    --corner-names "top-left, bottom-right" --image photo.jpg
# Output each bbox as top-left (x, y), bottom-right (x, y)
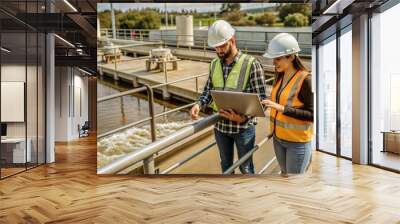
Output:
top-left (97, 120), bottom-right (194, 168)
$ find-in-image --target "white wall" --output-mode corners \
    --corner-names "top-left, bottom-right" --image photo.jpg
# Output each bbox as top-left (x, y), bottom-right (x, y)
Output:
top-left (1, 63), bottom-right (46, 164)
top-left (55, 67), bottom-right (89, 141)
top-left (1, 65), bottom-right (27, 137)
top-left (55, 66), bottom-right (70, 141)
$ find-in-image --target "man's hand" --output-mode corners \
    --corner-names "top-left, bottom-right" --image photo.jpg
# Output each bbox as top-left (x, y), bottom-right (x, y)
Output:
top-left (219, 109), bottom-right (246, 123)
top-left (190, 104), bottom-right (200, 120)
top-left (261, 99), bottom-right (284, 112)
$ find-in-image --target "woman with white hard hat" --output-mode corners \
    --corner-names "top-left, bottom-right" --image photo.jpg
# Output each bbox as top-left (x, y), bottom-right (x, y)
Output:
top-left (261, 33), bottom-right (313, 176)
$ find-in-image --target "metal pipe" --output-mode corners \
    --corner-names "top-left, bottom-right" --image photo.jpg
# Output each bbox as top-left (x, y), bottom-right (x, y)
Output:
top-left (146, 84), bottom-right (156, 142)
top-left (98, 114), bottom-right (220, 174)
top-left (223, 135), bottom-right (273, 175)
top-left (195, 77), bottom-right (199, 93)
top-left (258, 157), bottom-right (277, 174)
top-left (97, 117), bottom-right (152, 139)
top-left (110, 3), bottom-right (116, 39)
top-left (98, 102), bottom-right (196, 139)
top-left (141, 84), bottom-right (157, 171)
top-left (98, 86), bottom-right (147, 102)
top-left (265, 77), bottom-right (275, 84)
top-left (156, 102), bottom-right (196, 117)
top-left (97, 73), bottom-right (208, 103)
top-left (98, 42), bottom-right (163, 51)
top-left (114, 48), bottom-right (118, 80)
top-left (161, 142), bottom-right (216, 174)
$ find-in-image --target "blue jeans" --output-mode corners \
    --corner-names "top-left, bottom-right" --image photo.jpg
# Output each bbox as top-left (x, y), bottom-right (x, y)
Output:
top-left (214, 126), bottom-right (255, 174)
top-left (273, 137), bottom-right (312, 174)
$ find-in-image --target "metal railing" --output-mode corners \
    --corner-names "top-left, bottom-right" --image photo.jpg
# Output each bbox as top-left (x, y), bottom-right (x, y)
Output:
top-left (98, 72), bottom-right (208, 139)
top-left (98, 114), bottom-right (221, 174)
top-left (161, 135), bottom-right (276, 175)
top-left (98, 71), bottom-right (209, 173)
top-left (100, 28), bottom-right (312, 56)
top-left (161, 142), bottom-right (217, 174)
top-left (223, 134), bottom-right (273, 174)
top-left (97, 50), bottom-right (278, 174)
top-left (98, 112), bottom-right (277, 175)
top-left (98, 74), bottom-right (277, 174)
top-left (98, 78), bottom-right (277, 174)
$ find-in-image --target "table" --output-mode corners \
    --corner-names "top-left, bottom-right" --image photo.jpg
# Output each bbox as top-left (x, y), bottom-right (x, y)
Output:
top-left (145, 58), bottom-right (180, 72)
top-left (1, 138), bottom-right (31, 164)
top-left (102, 53), bottom-right (121, 63)
top-left (382, 131), bottom-right (400, 154)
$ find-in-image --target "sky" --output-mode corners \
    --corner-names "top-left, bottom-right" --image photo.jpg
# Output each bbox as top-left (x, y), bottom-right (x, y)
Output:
top-left (97, 3), bottom-right (278, 13)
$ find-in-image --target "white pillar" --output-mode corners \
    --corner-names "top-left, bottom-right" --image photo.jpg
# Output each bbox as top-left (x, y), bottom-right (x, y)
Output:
top-left (46, 32), bottom-right (55, 163)
top-left (312, 45), bottom-right (317, 150)
top-left (352, 14), bottom-right (369, 164)
top-left (111, 3), bottom-right (116, 39)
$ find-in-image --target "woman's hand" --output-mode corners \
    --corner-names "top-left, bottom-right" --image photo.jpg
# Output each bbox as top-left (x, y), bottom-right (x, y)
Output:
top-left (219, 109), bottom-right (247, 123)
top-left (261, 99), bottom-right (285, 112)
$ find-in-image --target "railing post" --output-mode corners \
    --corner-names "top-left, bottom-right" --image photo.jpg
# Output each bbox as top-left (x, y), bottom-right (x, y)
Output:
top-left (143, 84), bottom-right (156, 174)
top-left (203, 40), bottom-right (206, 56)
top-left (113, 48), bottom-right (119, 82)
top-left (196, 76), bottom-right (199, 93)
top-left (162, 60), bottom-right (170, 100)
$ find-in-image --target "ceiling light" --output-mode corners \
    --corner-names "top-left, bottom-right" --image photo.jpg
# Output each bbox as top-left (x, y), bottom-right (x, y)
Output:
top-left (78, 68), bottom-right (92, 76)
top-left (54, 34), bottom-right (75, 48)
top-left (323, 0), bottom-right (354, 15)
top-left (63, 0), bottom-right (78, 12)
top-left (1, 47), bottom-right (11, 53)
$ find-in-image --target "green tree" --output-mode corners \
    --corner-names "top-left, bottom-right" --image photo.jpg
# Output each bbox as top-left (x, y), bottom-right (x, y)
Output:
top-left (224, 11), bottom-right (242, 22)
top-left (220, 3), bottom-right (241, 14)
top-left (278, 3), bottom-right (311, 23)
top-left (284, 13), bottom-right (309, 27)
top-left (117, 10), bottom-right (161, 29)
top-left (255, 12), bottom-right (276, 26)
top-left (231, 19), bottom-right (256, 26)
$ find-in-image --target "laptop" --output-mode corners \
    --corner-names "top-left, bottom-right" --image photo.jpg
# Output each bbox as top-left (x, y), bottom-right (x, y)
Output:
top-left (210, 90), bottom-right (266, 117)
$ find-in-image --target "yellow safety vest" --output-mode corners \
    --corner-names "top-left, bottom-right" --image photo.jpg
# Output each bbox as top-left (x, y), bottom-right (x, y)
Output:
top-left (270, 70), bottom-right (313, 142)
top-left (210, 53), bottom-right (255, 111)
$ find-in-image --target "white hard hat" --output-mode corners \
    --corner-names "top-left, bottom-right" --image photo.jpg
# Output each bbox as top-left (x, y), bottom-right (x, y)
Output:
top-left (207, 20), bottom-right (235, 48)
top-left (263, 33), bottom-right (301, 59)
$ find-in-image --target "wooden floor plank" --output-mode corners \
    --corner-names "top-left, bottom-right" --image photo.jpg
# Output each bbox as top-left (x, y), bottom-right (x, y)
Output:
top-left (0, 135), bottom-right (400, 223)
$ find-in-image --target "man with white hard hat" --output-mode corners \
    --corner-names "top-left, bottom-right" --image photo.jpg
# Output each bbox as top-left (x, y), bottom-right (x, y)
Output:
top-left (190, 20), bottom-right (267, 174)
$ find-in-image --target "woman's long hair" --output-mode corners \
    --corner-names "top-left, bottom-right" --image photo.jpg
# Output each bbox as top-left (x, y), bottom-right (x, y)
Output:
top-left (273, 54), bottom-right (309, 87)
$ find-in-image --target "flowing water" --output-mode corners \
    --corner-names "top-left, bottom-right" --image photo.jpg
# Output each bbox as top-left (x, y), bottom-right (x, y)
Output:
top-left (97, 77), bottom-right (197, 168)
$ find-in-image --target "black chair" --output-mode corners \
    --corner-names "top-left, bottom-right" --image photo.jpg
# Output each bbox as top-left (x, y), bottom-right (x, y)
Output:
top-left (78, 121), bottom-right (90, 138)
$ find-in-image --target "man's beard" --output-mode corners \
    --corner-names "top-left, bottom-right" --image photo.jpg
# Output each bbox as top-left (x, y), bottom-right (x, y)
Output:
top-left (217, 44), bottom-right (232, 61)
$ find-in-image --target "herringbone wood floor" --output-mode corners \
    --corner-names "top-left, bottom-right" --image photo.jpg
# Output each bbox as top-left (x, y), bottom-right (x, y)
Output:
top-left (1, 135), bottom-right (400, 223)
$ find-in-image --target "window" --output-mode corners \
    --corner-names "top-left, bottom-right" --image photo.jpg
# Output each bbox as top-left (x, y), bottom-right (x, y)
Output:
top-left (317, 35), bottom-right (337, 154)
top-left (370, 3), bottom-right (400, 171)
top-left (339, 27), bottom-right (352, 158)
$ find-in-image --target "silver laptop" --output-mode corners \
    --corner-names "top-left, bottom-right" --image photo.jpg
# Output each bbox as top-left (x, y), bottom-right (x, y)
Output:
top-left (210, 90), bottom-right (266, 117)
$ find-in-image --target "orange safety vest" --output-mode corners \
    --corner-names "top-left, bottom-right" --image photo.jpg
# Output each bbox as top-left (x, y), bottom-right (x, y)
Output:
top-left (270, 70), bottom-right (313, 142)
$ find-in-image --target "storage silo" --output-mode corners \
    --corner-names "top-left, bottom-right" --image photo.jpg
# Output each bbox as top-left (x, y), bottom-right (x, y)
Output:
top-left (176, 15), bottom-right (194, 47)
top-left (97, 18), bottom-right (101, 39)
